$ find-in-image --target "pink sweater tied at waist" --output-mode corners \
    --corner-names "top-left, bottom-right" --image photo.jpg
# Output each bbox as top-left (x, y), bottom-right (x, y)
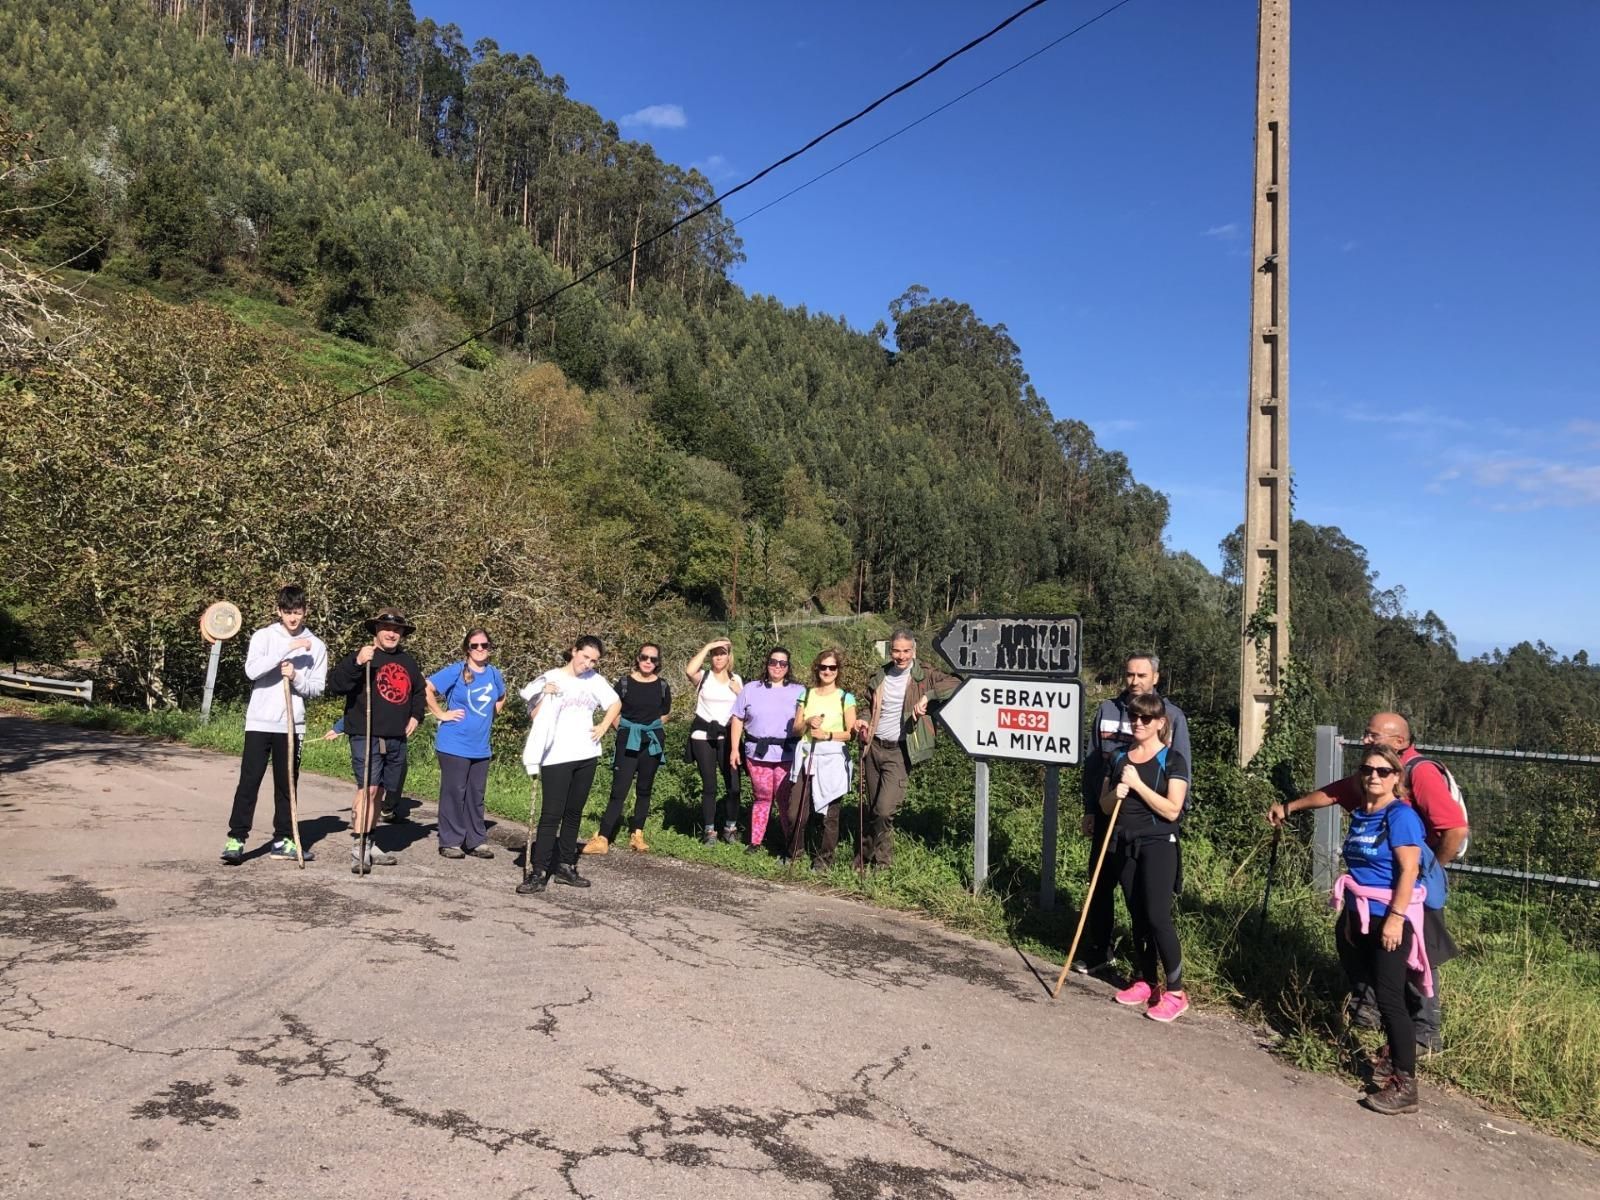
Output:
top-left (1330, 875), bottom-right (1434, 998)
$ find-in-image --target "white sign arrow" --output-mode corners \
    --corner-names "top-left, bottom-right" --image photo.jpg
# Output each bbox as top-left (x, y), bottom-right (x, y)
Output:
top-left (936, 676), bottom-right (1083, 765)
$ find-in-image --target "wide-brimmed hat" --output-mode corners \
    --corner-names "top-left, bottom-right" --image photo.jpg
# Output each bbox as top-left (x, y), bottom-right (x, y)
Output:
top-left (363, 608), bottom-right (416, 636)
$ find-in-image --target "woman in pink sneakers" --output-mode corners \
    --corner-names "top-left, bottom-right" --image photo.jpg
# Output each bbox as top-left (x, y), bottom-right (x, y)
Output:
top-left (1098, 690), bottom-right (1190, 1022)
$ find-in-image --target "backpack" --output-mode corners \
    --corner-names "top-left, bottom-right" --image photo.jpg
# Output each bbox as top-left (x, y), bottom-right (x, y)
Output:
top-left (1109, 746), bottom-right (1179, 832)
top-left (1382, 803), bottom-right (1448, 911)
top-left (1402, 755), bottom-right (1470, 861)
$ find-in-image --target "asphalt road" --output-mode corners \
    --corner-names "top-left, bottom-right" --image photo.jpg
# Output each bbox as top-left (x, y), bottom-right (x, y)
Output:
top-left (2, 714), bottom-right (1595, 1199)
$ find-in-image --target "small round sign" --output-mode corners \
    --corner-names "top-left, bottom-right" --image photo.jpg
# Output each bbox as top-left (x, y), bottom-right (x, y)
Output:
top-left (200, 601), bottom-right (244, 644)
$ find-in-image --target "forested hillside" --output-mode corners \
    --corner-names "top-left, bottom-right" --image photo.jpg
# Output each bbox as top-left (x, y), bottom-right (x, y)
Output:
top-left (2, 0), bottom-right (1596, 756)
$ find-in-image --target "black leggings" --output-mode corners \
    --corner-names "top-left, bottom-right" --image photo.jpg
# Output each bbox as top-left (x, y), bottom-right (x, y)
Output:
top-left (691, 736), bottom-right (739, 830)
top-left (1111, 836), bottom-right (1184, 991)
top-left (535, 759), bottom-right (597, 874)
top-left (600, 749), bottom-right (660, 839)
top-left (1336, 908), bottom-right (1418, 1075)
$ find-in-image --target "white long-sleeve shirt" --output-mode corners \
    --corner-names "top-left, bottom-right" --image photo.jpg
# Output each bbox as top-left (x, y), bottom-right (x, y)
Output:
top-left (242, 623), bottom-right (328, 734)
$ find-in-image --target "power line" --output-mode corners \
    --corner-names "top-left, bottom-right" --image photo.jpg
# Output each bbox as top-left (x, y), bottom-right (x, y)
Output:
top-left (213, 0), bottom-right (1136, 452)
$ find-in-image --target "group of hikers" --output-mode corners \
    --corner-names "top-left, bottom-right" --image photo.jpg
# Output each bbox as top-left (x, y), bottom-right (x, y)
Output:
top-left (225, 585), bottom-right (1469, 1118)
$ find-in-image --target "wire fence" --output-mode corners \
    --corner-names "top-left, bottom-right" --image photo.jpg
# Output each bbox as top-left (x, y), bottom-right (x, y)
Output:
top-left (1317, 727), bottom-right (1600, 947)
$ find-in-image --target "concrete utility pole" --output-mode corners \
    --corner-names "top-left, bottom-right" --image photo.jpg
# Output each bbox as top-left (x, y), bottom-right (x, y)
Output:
top-left (1237, 0), bottom-right (1290, 765)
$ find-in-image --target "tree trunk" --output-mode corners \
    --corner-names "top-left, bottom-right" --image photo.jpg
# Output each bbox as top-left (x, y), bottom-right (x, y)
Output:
top-left (627, 203), bottom-right (642, 307)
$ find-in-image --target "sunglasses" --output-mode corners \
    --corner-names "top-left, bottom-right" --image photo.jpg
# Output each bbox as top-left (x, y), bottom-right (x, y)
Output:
top-left (1130, 713), bottom-right (1162, 725)
top-left (767, 658), bottom-right (789, 667)
top-left (817, 664), bottom-right (839, 673)
top-left (638, 654), bottom-right (659, 663)
top-left (467, 641), bottom-right (492, 650)
top-left (1358, 765), bottom-right (1397, 779)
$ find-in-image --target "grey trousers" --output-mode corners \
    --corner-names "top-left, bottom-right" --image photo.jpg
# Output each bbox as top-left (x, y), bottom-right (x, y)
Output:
top-left (862, 739), bottom-right (910, 867)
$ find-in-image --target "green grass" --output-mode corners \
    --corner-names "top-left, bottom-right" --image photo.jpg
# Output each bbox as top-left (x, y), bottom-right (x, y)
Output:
top-left (9, 697), bottom-right (1599, 1147)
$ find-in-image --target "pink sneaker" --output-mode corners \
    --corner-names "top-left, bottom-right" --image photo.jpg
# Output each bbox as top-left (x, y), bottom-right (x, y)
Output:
top-left (1146, 990), bottom-right (1189, 1023)
top-left (1114, 980), bottom-right (1153, 1007)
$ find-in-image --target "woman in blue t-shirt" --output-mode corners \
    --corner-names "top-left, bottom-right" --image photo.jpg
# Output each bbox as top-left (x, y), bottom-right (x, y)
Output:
top-left (426, 628), bottom-right (507, 860)
top-left (1336, 743), bottom-right (1427, 1115)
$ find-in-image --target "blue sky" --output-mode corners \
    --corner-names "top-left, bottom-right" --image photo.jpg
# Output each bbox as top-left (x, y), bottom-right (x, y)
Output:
top-left (439, 0), bottom-right (1598, 659)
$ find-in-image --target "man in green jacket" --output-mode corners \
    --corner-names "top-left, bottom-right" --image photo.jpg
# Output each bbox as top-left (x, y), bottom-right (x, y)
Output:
top-left (853, 629), bottom-right (959, 869)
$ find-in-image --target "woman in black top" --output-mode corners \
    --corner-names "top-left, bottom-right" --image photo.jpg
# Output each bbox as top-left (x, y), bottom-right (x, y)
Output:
top-left (584, 643), bottom-right (672, 855)
top-left (1099, 690), bottom-right (1191, 1022)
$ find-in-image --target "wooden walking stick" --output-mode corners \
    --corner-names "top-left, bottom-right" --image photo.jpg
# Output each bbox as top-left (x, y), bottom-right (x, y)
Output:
top-left (1051, 788), bottom-right (1127, 999)
top-left (855, 731), bottom-right (867, 879)
top-left (281, 676), bottom-right (305, 868)
top-left (357, 658), bottom-right (373, 876)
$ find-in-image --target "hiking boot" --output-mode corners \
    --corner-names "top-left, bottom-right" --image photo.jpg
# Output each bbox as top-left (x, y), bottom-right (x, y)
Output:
top-left (465, 843), bottom-right (494, 859)
top-left (721, 824), bottom-right (740, 845)
top-left (702, 827), bottom-right (719, 847)
top-left (1368, 1044), bottom-right (1396, 1089)
top-left (516, 873), bottom-right (549, 895)
top-left (1114, 981), bottom-right (1154, 1007)
top-left (1146, 990), bottom-right (1189, 1023)
top-left (1347, 998), bottom-right (1382, 1030)
top-left (220, 837), bottom-right (246, 865)
top-left (269, 838), bottom-right (313, 862)
top-left (551, 862), bottom-right (591, 889)
top-left (629, 830), bottom-right (650, 853)
top-left (439, 845), bottom-right (466, 859)
top-left (350, 851), bottom-right (371, 875)
top-left (1364, 1070), bottom-right (1419, 1115)
top-left (581, 834), bottom-right (610, 856)
top-left (368, 849), bottom-right (397, 866)
top-left (1071, 950), bottom-right (1114, 976)
top-left (380, 797), bottom-right (403, 823)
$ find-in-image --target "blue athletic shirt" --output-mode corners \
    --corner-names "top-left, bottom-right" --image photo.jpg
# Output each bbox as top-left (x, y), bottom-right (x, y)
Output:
top-left (1342, 801), bottom-right (1426, 917)
top-left (429, 661), bottom-right (506, 759)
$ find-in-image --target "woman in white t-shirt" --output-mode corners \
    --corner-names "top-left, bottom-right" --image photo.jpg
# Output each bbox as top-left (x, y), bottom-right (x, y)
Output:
top-left (515, 635), bottom-right (621, 894)
top-left (685, 638), bottom-right (743, 846)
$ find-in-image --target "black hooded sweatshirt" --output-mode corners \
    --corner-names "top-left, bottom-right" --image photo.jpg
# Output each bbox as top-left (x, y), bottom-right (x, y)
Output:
top-left (328, 644), bottom-right (426, 738)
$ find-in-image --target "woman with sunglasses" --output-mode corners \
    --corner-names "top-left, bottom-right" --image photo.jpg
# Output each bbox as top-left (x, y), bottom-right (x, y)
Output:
top-left (1334, 743), bottom-right (1432, 1115)
top-left (1100, 690), bottom-right (1191, 1022)
top-left (515, 635), bottom-right (621, 893)
top-left (426, 628), bottom-right (507, 860)
top-left (729, 646), bottom-right (805, 855)
top-left (786, 649), bottom-right (857, 869)
top-left (685, 638), bottom-right (743, 846)
top-left (583, 643), bottom-right (672, 855)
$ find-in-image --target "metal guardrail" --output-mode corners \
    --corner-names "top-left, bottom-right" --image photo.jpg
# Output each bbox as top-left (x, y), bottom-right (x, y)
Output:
top-left (0, 669), bottom-right (94, 701)
top-left (1313, 726), bottom-right (1600, 892)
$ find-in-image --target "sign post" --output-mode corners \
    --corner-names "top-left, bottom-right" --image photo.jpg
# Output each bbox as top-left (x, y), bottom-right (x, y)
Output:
top-left (934, 613), bottom-right (1083, 899)
top-left (199, 601), bottom-right (244, 723)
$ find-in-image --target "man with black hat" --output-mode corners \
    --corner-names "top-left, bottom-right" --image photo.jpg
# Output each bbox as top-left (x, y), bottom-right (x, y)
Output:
top-left (328, 609), bottom-right (426, 871)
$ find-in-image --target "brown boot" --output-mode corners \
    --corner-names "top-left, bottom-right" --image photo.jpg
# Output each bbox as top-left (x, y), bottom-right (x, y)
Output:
top-left (629, 829), bottom-right (649, 853)
top-left (1367, 1044), bottom-right (1395, 1090)
top-left (580, 834), bottom-right (609, 856)
top-left (1364, 1069), bottom-right (1419, 1115)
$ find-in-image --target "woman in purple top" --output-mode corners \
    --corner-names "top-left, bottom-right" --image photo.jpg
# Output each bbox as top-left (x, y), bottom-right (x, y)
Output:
top-left (728, 646), bottom-right (805, 855)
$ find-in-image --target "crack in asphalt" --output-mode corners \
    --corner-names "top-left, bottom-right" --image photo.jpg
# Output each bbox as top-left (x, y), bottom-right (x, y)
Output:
top-left (526, 986), bottom-right (596, 1038)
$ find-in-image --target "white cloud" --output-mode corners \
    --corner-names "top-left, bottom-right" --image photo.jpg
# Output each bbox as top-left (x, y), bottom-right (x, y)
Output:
top-left (1202, 223), bottom-right (1241, 240)
top-left (621, 104), bottom-right (687, 130)
top-left (1438, 452), bottom-right (1600, 510)
top-left (691, 154), bottom-right (738, 183)
top-left (1340, 239), bottom-right (1360, 253)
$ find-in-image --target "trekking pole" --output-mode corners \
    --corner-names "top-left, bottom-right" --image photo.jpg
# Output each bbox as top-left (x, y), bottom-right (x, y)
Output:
top-left (1257, 825), bottom-right (1283, 937)
top-left (1051, 789), bottom-right (1126, 999)
top-left (522, 774), bottom-right (541, 885)
top-left (281, 677), bottom-right (305, 868)
top-left (855, 732), bottom-right (866, 880)
top-left (358, 658), bottom-right (373, 877)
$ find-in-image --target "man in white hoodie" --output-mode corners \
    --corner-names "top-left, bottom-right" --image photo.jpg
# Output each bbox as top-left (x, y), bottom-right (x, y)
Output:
top-left (221, 585), bottom-right (328, 864)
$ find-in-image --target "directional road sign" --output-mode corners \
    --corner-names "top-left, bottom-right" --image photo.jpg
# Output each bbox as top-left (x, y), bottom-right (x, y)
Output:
top-left (936, 676), bottom-right (1084, 765)
top-left (934, 613), bottom-right (1081, 679)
